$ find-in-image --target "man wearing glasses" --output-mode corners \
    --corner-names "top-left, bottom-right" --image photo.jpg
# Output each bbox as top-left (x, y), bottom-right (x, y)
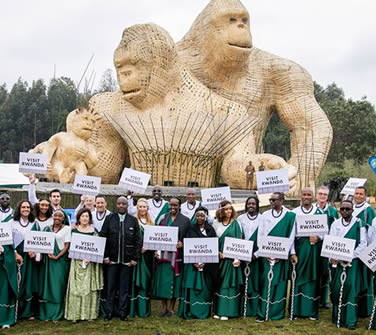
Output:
top-left (0, 192), bottom-right (13, 222)
top-left (314, 185), bottom-right (339, 308)
top-left (256, 192), bottom-right (296, 321)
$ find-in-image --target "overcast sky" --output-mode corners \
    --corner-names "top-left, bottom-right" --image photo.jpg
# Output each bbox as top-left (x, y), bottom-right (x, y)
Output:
top-left (1, 0), bottom-right (375, 104)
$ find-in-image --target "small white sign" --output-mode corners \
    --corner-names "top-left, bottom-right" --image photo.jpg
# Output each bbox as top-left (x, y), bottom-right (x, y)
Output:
top-left (183, 237), bottom-right (219, 263)
top-left (118, 168), bottom-right (151, 194)
top-left (201, 186), bottom-right (232, 210)
top-left (341, 178), bottom-right (367, 195)
top-left (321, 235), bottom-right (355, 262)
top-left (18, 152), bottom-right (48, 175)
top-left (143, 225), bottom-right (179, 251)
top-left (68, 233), bottom-right (106, 264)
top-left (24, 231), bottom-right (55, 254)
top-left (296, 214), bottom-right (328, 237)
top-left (258, 236), bottom-right (291, 260)
top-left (72, 174), bottom-right (101, 196)
top-left (256, 168), bottom-right (289, 194)
top-left (223, 237), bottom-right (254, 262)
top-left (0, 222), bottom-right (13, 246)
top-left (359, 239), bottom-right (376, 272)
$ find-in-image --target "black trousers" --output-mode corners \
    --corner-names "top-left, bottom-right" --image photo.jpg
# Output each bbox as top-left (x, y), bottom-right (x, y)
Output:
top-left (105, 264), bottom-right (131, 316)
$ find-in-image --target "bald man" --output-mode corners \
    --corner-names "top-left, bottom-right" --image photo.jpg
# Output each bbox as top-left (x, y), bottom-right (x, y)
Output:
top-left (180, 189), bottom-right (200, 221)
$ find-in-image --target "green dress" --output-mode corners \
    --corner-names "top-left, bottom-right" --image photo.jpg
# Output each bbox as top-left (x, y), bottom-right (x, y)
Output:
top-left (330, 217), bottom-right (369, 328)
top-left (292, 206), bottom-right (324, 319)
top-left (130, 225), bottom-right (154, 318)
top-left (213, 219), bottom-right (243, 318)
top-left (39, 226), bottom-right (70, 321)
top-left (0, 243), bottom-right (18, 327)
top-left (13, 220), bottom-right (41, 319)
top-left (257, 210), bottom-right (295, 320)
top-left (178, 221), bottom-right (217, 319)
top-left (64, 229), bottom-right (104, 321)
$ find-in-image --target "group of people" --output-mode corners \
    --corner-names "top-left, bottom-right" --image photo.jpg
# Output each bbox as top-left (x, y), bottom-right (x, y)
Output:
top-left (1, 183), bottom-right (376, 331)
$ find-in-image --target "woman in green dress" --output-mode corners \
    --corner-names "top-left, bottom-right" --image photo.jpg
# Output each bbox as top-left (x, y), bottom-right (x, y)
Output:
top-left (11, 200), bottom-right (40, 320)
top-left (212, 200), bottom-right (243, 320)
top-left (178, 206), bottom-right (218, 319)
top-left (129, 198), bottom-right (154, 318)
top-left (33, 198), bottom-right (54, 231)
top-left (65, 208), bottom-right (103, 322)
top-left (39, 209), bottom-right (71, 321)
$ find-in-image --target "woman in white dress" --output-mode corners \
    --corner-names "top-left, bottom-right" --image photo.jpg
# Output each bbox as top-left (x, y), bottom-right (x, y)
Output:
top-left (33, 198), bottom-right (54, 231)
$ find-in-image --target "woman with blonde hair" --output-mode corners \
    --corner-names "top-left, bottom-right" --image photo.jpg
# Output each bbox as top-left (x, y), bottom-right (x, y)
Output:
top-left (129, 198), bottom-right (154, 317)
top-left (212, 200), bottom-right (243, 320)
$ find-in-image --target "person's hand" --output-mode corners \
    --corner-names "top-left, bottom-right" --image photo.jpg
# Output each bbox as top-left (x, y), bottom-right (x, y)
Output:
top-left (290, 255), bottom-right (298, 264)
top-left (71, 223), bottom-right (78, 230)
top-left (233, 260), bottom-right (241, 267)
top-left (219, 252), bottom-right (224, 259)
top-left (330, 258), bottom-right (338, 265)
top-left (154, 251), bottom-right (160, 260)
top-left (28, 251), bottom-right (36, 259)
top-left (141, 247), bottom-right (147, 254)
top-left (176, 241), bottom-right (183, 249)
top-left (80, 194), bottom-right (86, 204)
top-left (15, 253), bottom-right (23, 265)
top-left (29, 174), bottom-right (37, 184)
top-left (48, 254), bottom-right (58, 261)
top-left (129, 260), bottom-right (137, 267)
top-left (127, 190), bottom-right (134, 197)
top-left (309, 236), bottom-right (319, 245)
top-left (104, 259), bottom-right (111, 265)
top-left (83, 259), bottom-right (89, 266)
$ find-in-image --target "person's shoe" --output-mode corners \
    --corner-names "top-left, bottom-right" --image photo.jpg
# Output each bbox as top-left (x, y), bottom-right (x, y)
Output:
top-left (213, 315), bottom-right (220, 319)
top-left (166, 311), bottom-right (174, 317)
top-left (320, 303), bottom-right (330, 309)
top-left (220, 316), bottom-right (228, 321)
top-left (120, 314), bottom-right (128, 322)
top-left (104, 314), bottom-right (112, 321)
top-left (159, 311), bottom-right (167, 317)
top-left (309, 317), bottom-right (319, 321)
top-left (1, 325), bottom-right (10, 329)
top-left (347, 325), bottom-right (356, 330)
top-left (255, 317), bottom-right (265, 323)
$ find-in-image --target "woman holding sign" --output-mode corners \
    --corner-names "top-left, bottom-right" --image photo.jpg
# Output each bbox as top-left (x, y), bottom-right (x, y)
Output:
top-left (178, 206), bottom-right (218, 319)
top-left (212, 200), bottom-right (243, 320)
top-left (328, 200), bottom-right (368, 330)
top-left (11, 200), bottom-right (40, 320)
top-left (129, 199), bottom-right (154, 318)
top-left (33, 198), bottom-right (54, 231)
top-left (39, 209), bottom-right (71, 321)
top-left (65, 208), bottom-right (103, 321)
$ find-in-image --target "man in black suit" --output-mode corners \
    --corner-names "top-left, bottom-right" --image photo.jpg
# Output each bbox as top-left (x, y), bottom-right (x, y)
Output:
top-left (100, 196), bottom-right (141, 321)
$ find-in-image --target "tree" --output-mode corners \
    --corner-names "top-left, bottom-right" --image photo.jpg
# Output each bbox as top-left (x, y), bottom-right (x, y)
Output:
top-left (97, 69), bottom-right (118, 93)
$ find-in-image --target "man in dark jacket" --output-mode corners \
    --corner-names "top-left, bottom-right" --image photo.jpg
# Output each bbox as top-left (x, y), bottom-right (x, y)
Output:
top-left (100, 196), bottom-right (141, 321)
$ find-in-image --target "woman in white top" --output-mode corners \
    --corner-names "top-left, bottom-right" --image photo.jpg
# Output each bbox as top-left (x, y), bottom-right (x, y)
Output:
top-left (33, 198), bottom-right (54, 231)
top-left (11, 200), bottom-right (40, 320)
top-left (39, 210), bottom-right (71, 321)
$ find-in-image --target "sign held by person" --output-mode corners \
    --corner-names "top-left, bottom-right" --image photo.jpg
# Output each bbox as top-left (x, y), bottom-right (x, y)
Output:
top-left (341, 178), bottom-right (367, 196)
top-left (369, 156), bottom-right (376, 176)
top-left (19, 152), bottom-right (48, 175)
top-left (143, 225), bottom-right (179, 251)
top-left (321, 235), bottom-right (355, 262)
top-left (24, 231), bottom-right (55, 254)
top-left (223, 237), bottom-right (253, 262)
top-left (201, 186), bottom-right (232, 210)
top-left (359, 239), bottom-right (376, 272)
top-left (72, 175), bottom-right (101, 196)
top-left (256, 168), bottom-right (289, 194)
top-left (183, 237), bottom-right (219, 263)
top-left (118, 168), bottom-right (151, 194)
top-left (0, 222), bottom-right (13, 246)
top-left (258, 236), bottom-right (290, 260)
top-left (69, 233), bottom-right (107, 263)
top-left (296, 214), bottom-right (328, 237)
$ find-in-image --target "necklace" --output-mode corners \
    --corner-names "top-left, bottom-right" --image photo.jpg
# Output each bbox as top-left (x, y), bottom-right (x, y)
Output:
top-left (272, 208), bottom-right (283, 218)
top-left (96, 210), bottom-right (106, 221)
top-left (18, 219), bottom-right (29, 228)
top-left (341, 218), bottom-right (351, 227)
top-left (247, 213), bottom-right (258, 221)
top-left (152, 199), bottom-right (162, 208)
top-left (301, 205), bottom-right (313, 214)
top-left (187, 201), bottom-right (196, 210)
top-left (0, 207), bottom-right (10, 213)
top-left (78, 225), bottom-right (92, 233)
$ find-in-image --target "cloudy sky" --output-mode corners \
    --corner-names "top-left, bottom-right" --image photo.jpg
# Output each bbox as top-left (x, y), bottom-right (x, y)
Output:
top-left (1, 0), bottom-right (375, 104)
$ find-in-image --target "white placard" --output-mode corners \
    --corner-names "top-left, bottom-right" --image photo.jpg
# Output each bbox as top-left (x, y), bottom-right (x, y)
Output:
top-left (18, 152), bottom-right (48, 175)
top-left (118, 168), bottom-right (151, 194)
top-left (201, 186), bottom-right (232, 210)
top-left (296, 214), bottom-right (328, 237)
top-left (256, 168), bottom-right (289, 194)
top-left (24, 231), bottom-right (55, 254)
top-left (321, 235), bottom-right (355, 262)
top-left (358, 239), bottom-right (376, 272)
top-left (72, 174), bottom-right (101, 196)
top-left (183, 237), bottom-right (219, 263)
top-left (68, 233), bottom-right (106, 264)
top-left (0, 222), bottom-right (13, 246)
top-left (143, 225), bottom-right (179, 251)
top-left (258, 236), bottom-right (291, 260)
top-left (223, 237), bottom-right (254, 262)
top-left (341, 178), bottom-right (367, 195)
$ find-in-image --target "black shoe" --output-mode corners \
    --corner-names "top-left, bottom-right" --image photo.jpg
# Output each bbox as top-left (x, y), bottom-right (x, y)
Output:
top-left (320, 303), bottom-right (330, 309)
top-left (255, 316), bottom-right (265, 323)
top-left (347, 325), bottom-right (356, 330)
top-left (120, 315), bottom-right (128, 322)
top-left (104, 314), bottom-right (112, 322)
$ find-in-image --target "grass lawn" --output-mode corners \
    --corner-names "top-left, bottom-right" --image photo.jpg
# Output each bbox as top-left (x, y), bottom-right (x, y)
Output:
top-left (3, 301), bottom-right (373, 335)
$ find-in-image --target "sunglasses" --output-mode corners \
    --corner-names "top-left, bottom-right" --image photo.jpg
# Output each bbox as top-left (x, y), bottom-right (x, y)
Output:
top-left (340, 207), bottom-right (352, 211)
top-left (0, 197), bottom-right (10, 201)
